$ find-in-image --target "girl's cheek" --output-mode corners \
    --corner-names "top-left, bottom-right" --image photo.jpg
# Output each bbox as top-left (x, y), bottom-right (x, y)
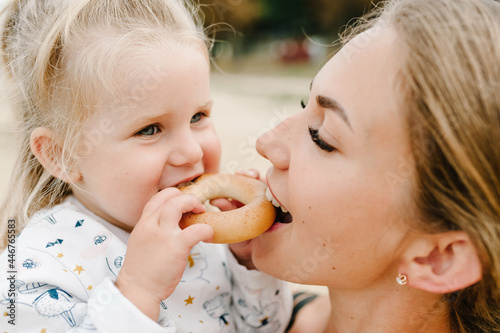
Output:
top-left (200, 149), bottom-right (219, 172)
top-left (208, 137), bottom-right (222, 163)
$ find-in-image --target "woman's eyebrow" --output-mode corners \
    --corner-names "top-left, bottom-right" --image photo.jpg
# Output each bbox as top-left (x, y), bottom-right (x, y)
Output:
top-left (316, 95), bottom-right (353, 132)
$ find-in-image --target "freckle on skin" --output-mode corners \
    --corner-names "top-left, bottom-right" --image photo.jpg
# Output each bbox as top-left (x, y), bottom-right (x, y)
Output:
top-left (302, 221), bottom-right (305, 224)
top-left (332, 267), bottom-right (335, 270)
top-left (308, 206), bottom-right (312, 210)
top-left (322, 243), bottom-right (326, 247)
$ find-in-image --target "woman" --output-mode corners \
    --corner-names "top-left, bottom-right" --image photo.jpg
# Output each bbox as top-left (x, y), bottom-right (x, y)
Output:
top-left (255, 0), bottom-right (500, 332)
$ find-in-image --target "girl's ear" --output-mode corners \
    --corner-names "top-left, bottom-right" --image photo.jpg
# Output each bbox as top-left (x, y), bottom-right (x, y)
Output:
top-left (30, 127), bottom-right (81, 183)
top-left (400, 231), bottom-right (482, 293)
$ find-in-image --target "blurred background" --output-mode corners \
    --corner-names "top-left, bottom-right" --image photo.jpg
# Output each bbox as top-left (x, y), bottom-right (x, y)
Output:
top-left (0, 0), bottom-right (383, 200)
top-left (202, 0), bottom-right (382, 176)
top-left (0, 0), bottom-right (382, 295)
top-left (204, 0), bottom-right (382, 74)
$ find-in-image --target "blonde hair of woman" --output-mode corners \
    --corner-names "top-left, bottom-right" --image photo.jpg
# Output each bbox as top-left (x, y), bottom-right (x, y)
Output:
top-left (370, 1), bottom-right (500, 331)
top-left (341, 0), bottom-right (500, 330)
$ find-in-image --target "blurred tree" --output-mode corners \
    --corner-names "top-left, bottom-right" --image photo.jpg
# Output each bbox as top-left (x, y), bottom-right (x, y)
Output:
top-left (309, 0), bottom-right (383, 34)
top-left (200, 0), bottom-right (384, 42)
top-left (199, 0), bottom-right (262, 31)
top-left (257, 0), bottom-right (310, 37)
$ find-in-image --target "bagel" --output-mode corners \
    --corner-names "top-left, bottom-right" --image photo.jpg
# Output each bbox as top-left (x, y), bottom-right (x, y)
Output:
top-left (178, 173), bottom-right (276, 243)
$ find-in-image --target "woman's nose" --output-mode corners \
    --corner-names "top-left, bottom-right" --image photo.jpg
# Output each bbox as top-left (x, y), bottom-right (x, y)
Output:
top-left (169, 132), bottom-right (204, 166)
top-left (256, 118), bottom-right (291, 171)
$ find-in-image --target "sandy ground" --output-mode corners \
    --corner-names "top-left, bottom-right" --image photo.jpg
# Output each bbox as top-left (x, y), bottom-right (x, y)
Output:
top-left (0, 71), bottom-right (329, 296)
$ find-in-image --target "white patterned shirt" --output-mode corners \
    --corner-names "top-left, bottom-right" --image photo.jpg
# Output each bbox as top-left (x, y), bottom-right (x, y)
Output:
top-left (0, 196), bottom-right (292, 332)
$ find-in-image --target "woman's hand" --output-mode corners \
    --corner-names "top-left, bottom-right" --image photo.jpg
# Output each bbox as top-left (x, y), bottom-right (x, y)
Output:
top-left (115, 188), bottom-right (214, 321)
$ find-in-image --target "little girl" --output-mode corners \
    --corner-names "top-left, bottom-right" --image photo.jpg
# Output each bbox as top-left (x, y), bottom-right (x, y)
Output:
top-left (0, 0), bottom-right (292, 331)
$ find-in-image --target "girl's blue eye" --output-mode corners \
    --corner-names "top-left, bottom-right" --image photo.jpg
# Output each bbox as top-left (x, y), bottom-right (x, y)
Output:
top-left (136, 124), bottom-right (160, 136)
top-left (309, 127), bottom-right (336, 152)
top-left (191, 112), bottom-right (206, 124)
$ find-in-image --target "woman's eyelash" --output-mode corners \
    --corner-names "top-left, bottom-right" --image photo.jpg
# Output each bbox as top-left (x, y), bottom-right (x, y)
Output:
top-left (309, 127), bottom-right (336, 152)
top-left (301, 99), bottom-right (307, 109)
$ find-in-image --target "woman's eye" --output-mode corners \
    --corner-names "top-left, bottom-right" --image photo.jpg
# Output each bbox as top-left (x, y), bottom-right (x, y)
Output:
top-left (191, 112), bottom-right (207, 124)
top-left (301, 99), bottom-right (307, 109)
top-left (136, 124), bottom-right (160, 137)
top-left (309, 127), bottom-right (336, 152)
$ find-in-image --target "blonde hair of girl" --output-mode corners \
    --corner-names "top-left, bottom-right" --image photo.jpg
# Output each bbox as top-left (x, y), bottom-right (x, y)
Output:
top-left (0, 0), bottom-right (208, 249)
top-left (343, 0), bottom-right (500, 331)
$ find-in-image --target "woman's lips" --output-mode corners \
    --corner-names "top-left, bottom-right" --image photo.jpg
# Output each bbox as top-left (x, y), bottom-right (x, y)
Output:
top-left (265, 187), bottom-right (293, 224)
top-left (265, 187), bottom-right (288, 213)
top-left (265, 220), bottom-right (290, 232)
top-left (274, 206), bottom-right (293, 224)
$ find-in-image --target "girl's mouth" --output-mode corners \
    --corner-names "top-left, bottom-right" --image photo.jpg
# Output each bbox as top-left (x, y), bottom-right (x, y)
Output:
top-left (265, 187), bottom-right (293, 224)
top-left (175, 174), bottom-right (202, 188)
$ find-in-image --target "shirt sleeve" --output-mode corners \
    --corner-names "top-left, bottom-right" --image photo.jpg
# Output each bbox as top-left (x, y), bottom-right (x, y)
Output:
top-left (225, 246), bottom-right (293, 333)
top-left (0, 247), bottom-right (177, 332)
top-left (80, 277), bottom-right (178, 332)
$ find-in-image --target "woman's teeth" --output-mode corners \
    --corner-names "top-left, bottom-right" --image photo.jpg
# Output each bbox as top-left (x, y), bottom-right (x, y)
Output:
top-left (265, 187), bottom-right (288, 213)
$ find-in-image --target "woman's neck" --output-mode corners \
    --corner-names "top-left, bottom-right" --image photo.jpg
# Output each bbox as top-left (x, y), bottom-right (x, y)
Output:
top-left (324, 284), bottom-right (452, 333)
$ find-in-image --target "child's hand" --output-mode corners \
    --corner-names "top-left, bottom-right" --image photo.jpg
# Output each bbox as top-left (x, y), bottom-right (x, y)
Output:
top-left (115, 188), bottom-right (214, 321)
top-left (211, 169), bottom-right (262, 270)
top-left (228, 239), bottom-right (256, 270)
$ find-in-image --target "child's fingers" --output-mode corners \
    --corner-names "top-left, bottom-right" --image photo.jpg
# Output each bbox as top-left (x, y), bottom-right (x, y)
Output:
top-left (157, 193), bottom-right (205, 228)
top-left (179, 224), bottom-right (214, 249)
top-left (142, 187), bottom-right (183, 217)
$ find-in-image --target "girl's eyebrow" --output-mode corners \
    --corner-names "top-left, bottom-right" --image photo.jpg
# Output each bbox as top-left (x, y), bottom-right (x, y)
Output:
top-left (316, 95), bottom-right (353, 132)
top-left (198, 100), bottom-right (213, 111)
top-left (133, 100), bottom-right (214, 124)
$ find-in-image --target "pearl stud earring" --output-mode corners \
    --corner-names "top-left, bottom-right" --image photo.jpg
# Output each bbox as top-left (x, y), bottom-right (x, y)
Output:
top-left (396, 273), bottom-right (408, 285)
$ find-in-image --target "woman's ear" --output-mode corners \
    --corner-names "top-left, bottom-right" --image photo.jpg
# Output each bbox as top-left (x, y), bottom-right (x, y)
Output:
top-left (400, 231), bottom-right (482, 293)
top-left (30, 127), bottom-right (81, 183)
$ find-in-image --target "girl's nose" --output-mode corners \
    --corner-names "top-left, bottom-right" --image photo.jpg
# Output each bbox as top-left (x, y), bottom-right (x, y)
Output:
top-left (256, 118), bottom-right (292, 171)
top-left (169, 132), bottom-right (204, 167)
